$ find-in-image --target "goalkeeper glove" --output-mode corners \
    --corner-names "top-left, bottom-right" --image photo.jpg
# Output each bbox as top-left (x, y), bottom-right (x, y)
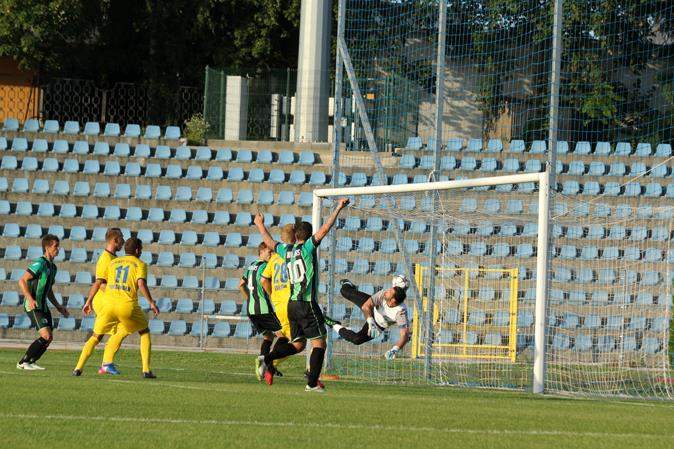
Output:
top-left (366, 318), bottom-right (379, 339)
top-left (385, 346), bottom-right (400, 360)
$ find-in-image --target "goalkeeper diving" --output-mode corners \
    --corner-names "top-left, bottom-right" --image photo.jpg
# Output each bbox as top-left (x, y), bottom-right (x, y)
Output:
top-left (324, 275), bottom-right (410, 359)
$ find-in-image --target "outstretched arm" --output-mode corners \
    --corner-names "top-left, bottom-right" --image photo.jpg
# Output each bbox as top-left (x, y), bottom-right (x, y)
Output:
top-left (254, 213), bottom-right (277, 252)
top-left (393, 327), bottom-right (410, 350)
top-left (314, 198), bottom-right (350, 243)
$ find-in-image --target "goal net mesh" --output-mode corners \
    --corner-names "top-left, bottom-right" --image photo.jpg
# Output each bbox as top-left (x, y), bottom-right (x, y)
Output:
top-left (317, 181), bottom-right (674, 400)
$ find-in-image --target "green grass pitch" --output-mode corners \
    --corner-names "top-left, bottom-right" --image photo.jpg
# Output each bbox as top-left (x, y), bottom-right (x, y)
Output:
top-left (0, 348), bottom-right (673, 449)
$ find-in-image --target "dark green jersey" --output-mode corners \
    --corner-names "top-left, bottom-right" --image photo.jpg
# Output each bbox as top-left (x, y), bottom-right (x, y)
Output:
top-left (276, 237), bottom-right (319, 303)
top-left (24, 257), bottom-right (57, 313)
top-left (242, 260), bottom-right (273, 315)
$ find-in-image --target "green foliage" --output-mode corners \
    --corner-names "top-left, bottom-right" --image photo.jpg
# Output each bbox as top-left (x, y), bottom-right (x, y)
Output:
top-left (0, 0), bottom-right (302, 86)
top-left (184, 113), bottom-right (210, 145)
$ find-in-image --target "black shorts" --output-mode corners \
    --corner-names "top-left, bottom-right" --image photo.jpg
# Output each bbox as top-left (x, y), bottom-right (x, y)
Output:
top-left (27, 309), bottom-right (52, 330)
top-left (249, 313), bottom-right (282, 335)
top-left (288, 300), bottom-right (326, 342)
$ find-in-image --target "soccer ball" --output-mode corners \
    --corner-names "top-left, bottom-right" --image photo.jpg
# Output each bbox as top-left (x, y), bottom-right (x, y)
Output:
top-left (392, 275), bottom-right (409, 290)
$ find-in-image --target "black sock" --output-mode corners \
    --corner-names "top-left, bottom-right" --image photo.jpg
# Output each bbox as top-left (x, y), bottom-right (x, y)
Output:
top-left (260, 339), bottom-right (273, 357)
top-left (271, 337), bottom-right (288, 353)
top-left (264, 341), bottom-right (298, 365)
top-left (307, 347), bottom-right (326, 388)
top-left (20, 337), bottom-right (50, 364)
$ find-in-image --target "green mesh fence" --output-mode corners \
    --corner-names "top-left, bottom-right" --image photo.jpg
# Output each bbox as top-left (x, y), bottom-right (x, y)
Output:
top-left (203, 66), bottom-right (297, 141)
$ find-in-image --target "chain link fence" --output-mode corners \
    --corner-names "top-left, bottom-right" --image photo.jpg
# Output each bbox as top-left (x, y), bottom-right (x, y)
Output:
top-left (203, 66), bottom-right (297, 141)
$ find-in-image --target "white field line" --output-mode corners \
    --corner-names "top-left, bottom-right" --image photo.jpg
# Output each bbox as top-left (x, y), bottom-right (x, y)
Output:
top-left (0, 413), bottom-right (672, 440)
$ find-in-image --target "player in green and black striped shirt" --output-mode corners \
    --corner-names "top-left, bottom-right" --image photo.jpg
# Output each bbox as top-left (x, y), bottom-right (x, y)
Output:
top-left (239, 243), bottom-right (283, 380)
top-left (17, 234), bottom-right (69, 370)
top-left (254, 198), bottom-right (350, 392)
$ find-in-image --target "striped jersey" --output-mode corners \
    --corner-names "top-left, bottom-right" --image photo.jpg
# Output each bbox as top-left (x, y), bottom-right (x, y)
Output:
top-left (242, 260), bottom-right (273, 315)
top-left (275, 237), bottom-right (319, 303)
top-left (24, 257), bottom-right (57, 312)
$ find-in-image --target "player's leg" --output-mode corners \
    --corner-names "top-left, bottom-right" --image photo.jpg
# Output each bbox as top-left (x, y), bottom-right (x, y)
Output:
top-left (340, 279), bottom-right (370, 308)
top-left (328, 318), bottom-right (372, 345)
top-left (73, 333), bottom-right (104, 375)
top-left (75, 304), bottom-right (117, 374)
top-left (304, 300), bottom-right (328, 391)
top-left (138, 328), bottom-right (154, 378)
top-left (18, 311), bottom-right (53, 370)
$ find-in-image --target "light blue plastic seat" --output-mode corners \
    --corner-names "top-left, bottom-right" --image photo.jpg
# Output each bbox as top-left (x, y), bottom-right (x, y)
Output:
top-left (298, 151), bottom-right (315, 165)
top-left (623, 182), bottom-right (641, 197)
top-left (168, 208), bottom-right (186, 223)
top-left (247, 167), bottom-right (265, 183)
top-left (277, 190), bottom-right (294, 206)
top-left (405, 136), bottom-right (422, 150)
top-left (459, 198), bottom-right (477, 213)
top-left (155, 185), bottom-right (172, 201)
top-left (122, 123), bottom-right (140, 138)
top-left (11, 177), bottom-right (28, 193)
top-left (164, 164), bottom-right (182, 179)
top-left (174, 186), bottom-right (192, 202)
top-left (524, 159), bottom-right (542, 172)
top-left (194, 187), bottom-right (212, 202)
top-left (215, 148), bottom-right (233, 161)
top-left (1, 155), bottom-right (17, 170)
top-left (195, 147), bottom-right (212, 161)
top-left (235, 149), bottom-right (253, 163)
top-left (155, 252), bottom-right (174, 267)
top-left (289, 170), bottom-right (306, 185)
top-left (202, 232), bottom-right (220, 247)
top-left (503, 158), bottom-right (520, 172)
top-left (189, 210), bottom-right (207, 224)
top-left (73, 140), bottom-right (89, 154)
top-left (203, 166), bottom-right (223, 181)
top-left (157, 230), bottom-right (175, 245)
top-left (142, 163), bottom-right (160, 178)
top-left (614, 141), bottom-right (631, 156)
top-left (130, 144), bottom-right (150, 158)
top-left (36, 202), bottom-right (54, 217)
top-left (19, 156), bottom-right (38, 171)
top-left (148, 319), bottom-right (165, 335)
top-left (131, 184), bottom-right (150, 201)
top-left (276, 150), bottom-right (294, 164)
top-left (60, 159), bottom-right (78, 173)
top-left (567, 160), bottom-right (585, 176)
top-left (213, 211), bottom-right (230, 225)
top-left (63, 120), bottom-right (80, 135)
top-left (654, 143), bottom-right (671, 157)
top-left (529, 140), bottom-right (546, 153)
top-left (2, 291), bottom-right (21, 307)
top-left (224, 167), bottom-right (243, 182)
top-left (40, 157), bottom-right (59, 173)
top-left (373, 261), bottom-right (391, 275)
top-left (185, 165), bottom-right (203, 180)
top-left (644, 183), bottom-right (663, 197)
top-left (224, 232), bottom-right (243, 248)
top-left (399, 154), bottom-right (416, 169)
top-left (461, 156), bottom-right (477, 170)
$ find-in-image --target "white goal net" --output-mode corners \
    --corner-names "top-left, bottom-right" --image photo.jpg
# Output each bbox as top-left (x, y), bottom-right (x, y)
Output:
top-left (313, 172), bottom-right (673, 400)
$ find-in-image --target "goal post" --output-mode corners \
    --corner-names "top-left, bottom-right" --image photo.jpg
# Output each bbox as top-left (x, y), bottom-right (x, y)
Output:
top-left (311, 171), bottom-right (551, 393)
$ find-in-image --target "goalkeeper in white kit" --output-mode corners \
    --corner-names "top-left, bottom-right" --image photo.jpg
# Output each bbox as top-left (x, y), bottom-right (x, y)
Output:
top-left (324, 276), bottom-right (410, 359)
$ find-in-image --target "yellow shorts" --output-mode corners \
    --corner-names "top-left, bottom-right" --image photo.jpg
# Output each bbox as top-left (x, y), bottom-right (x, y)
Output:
top-left (92, 295), bottom-right (117, 335)
top-left (273, 301), bottom-right (291, 340)
top-left (94, 301), bottom-right (148, 335)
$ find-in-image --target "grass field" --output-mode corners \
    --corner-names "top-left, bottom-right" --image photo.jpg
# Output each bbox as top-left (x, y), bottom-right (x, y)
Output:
top-left (0, 348), bottom-right (673, 449)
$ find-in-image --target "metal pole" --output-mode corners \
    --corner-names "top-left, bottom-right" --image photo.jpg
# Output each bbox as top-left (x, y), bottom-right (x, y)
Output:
top-left (547, 0), bottom-right (563, 189)
top-left (324, 0), bottom-right (347, 370)
top-left (533, 170), bottom-right (550, 394)
top-left (219, 69), bottom-right (226, 139)
top-left (424, 0), bottom-right (447, 381)
top-left (284, 67), bottom-right (291, 141)
top-left (203, 66), bottom-right (209, 126)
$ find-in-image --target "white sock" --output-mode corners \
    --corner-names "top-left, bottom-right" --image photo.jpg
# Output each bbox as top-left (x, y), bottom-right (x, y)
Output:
top-left (333, 324), bottom-right (344, 332)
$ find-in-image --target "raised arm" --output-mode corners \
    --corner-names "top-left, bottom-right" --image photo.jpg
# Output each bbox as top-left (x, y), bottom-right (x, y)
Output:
top-left (314, 198), bottom-right (350, 243)
top-left (253, 213), bottom-right (277, 252)
top-left (83, 279), bottom-right (105, 315)
top-left (138, 279), bottom-right (159, 316)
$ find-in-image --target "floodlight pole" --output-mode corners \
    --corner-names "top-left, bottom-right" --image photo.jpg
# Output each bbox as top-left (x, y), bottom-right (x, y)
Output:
top-left (424, 0), bottom-right (447, 380)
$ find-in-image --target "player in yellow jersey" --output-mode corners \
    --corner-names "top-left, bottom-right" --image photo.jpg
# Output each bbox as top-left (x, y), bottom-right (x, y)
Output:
top-left (96, 237), bottom-right (159, 377)
top-left (72, 228), bottom-right (124, 376)
top-left (260, 224), bottom-right (295, 376)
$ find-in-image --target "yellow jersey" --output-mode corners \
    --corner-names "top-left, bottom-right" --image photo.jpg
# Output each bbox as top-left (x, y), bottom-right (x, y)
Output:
top-left (103, 255), bottom-right (147, 303)
top-left (262, 254), bottom-right (290, 307)
top-left (93, 250), bottom-right (115, 302)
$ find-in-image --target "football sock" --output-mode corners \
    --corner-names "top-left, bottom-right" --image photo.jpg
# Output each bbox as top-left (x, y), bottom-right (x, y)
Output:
top-left (264, 341), bottom-right (298, 366)
top-left (307, 347), bottom-right (326, 388)
top-left (20, 337), bottom-right (50, 364)
top-left (102, 330), bottom-right (127, 365)
top-left (140, 332), bottom-right (151, 373)
top-left (260, 339), bottom-right (273, 357)
top-left (75, 336), bottom-right (100, 370)
top-left (271, 337), bottom-right (289, 366)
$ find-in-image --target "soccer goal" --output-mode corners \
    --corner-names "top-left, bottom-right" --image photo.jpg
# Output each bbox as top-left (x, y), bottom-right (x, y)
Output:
top-left (311, 171), bottom-right (673, 400)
